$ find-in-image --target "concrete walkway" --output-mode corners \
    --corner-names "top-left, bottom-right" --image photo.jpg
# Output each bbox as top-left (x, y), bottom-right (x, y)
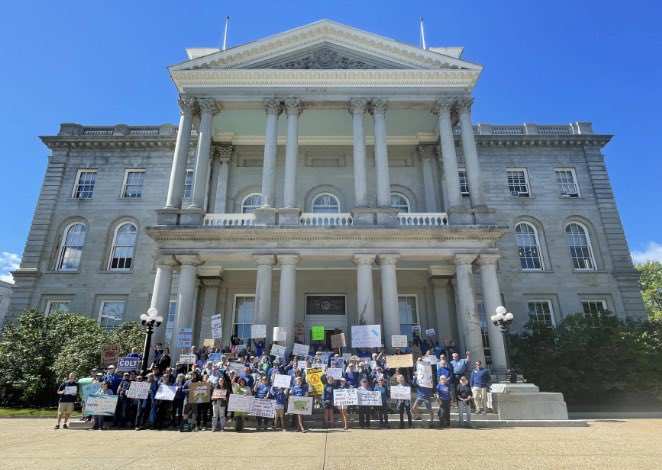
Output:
top-left (1, 419), bottom-right (661, 469)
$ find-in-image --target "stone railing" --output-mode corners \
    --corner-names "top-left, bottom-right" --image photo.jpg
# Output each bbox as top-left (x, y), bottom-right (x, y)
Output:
top-left (457, 122), bottom-right (592, 136)
top-left (60, 123), bottom-right (178, 137)
top-left (300, 213), bottom-right (354, 226)
top-left (397, 212), bottom-right (448, 226)
top-left (203, 213), bottom-right (255, 227)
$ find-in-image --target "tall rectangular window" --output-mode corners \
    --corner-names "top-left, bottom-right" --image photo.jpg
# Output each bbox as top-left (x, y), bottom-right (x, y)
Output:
top-left (183, 170), bottom-right (194, 198)
top-left (72, 170), bottom-right (97, 199)
top-left (582, 300), bottom-right (607, 314)
top-left (555, 169), bottom-right (580, 197)
top-left (165, 300), bottom-right (177, 342)
top-left (458, 169), bottom-right (470, 197)
top-left (233, 295), bottom-right (255, 340)
top-left (121, 170), bottom-right (145, 198)
top-left (507, 169), bottom-right (530, 197)
top-left (527, 300), bottom-right (555, 326)
top-left (98, 300), bottom-right (126, 329)
top-left (477, 302), bottom-right (492, 364)
top-left (45, 300), bottom-right (71, 315)
top-left (398, 295), bottom-right (419, 340)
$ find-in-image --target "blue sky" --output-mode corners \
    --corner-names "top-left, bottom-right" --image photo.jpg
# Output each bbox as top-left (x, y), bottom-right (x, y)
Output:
top-left (1, 0), bottom-right (661, 282)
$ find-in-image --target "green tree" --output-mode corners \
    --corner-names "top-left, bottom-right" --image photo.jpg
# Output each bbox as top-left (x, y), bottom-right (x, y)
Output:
top-left (636, 260), bottom-right (662, 321)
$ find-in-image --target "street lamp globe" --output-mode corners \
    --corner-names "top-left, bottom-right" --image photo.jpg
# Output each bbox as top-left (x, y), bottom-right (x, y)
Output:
top-left (140, 314), bottom-right (148, 322)
top-left (496, 312), bottom-right (504, 322)
top-left (490, 314), bottom-right (498, 323)
top-left (147, 307), bottom-right (158, 318)
top-left (495, 306), bottom-right (507, 315)
top-left (505, 312), bottom-right (514, 321)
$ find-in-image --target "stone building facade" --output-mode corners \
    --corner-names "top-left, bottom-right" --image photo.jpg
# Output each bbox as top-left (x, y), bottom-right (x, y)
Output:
top-left (9, 21), bottom-right (644, 369)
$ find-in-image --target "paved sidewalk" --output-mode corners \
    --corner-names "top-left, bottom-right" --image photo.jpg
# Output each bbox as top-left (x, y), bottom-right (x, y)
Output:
top-left (1, 419), bottom-right (661, 469)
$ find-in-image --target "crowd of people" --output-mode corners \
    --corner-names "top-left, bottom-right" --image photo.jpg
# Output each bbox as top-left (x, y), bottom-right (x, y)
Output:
top-left (55, 336), bottom-right (492, 432)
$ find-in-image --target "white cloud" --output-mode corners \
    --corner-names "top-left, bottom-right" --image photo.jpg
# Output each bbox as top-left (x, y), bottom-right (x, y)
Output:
top-left (631, 242), bottom-right (662, 265)
top-left (0, 251), bottom-right (21, 284)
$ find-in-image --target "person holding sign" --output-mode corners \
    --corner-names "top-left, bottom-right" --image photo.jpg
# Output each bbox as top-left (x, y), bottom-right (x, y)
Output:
top-left (289, 377), bottom-right (308, 433)
top-left (231, 376), bottom-right (252, 432)
top-left (253, 375), bottom-right (271, 431)
top-left (55, 372), bottom-right (78, 429)
top-left (322, 375), bottom-right (337, 428)
top-left (373, 377), bottom-right (390, 428)
top-left (394, 374), bottom-right (412, 428)
top-left (135, 373), bottom-right (157, 430)
top-left (357, 379), bottom-right (372, 429)
top-left (91, 381), bottom-right (113, 430)
top-left (268, 384), bottom-right (287, 432)
top-left (412, 362), bottom-right (435, 424)
top-left (336, 377), bottom-right (349, 430)
top-left (211, 375), bottom-right (229, 431)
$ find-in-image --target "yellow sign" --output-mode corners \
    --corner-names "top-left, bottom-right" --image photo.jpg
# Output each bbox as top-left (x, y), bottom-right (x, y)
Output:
top-left (306, 366), bottom-right (324, 395)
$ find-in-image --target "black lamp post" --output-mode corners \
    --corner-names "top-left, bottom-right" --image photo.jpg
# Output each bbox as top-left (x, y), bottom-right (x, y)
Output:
top-left (140, 307), bottom-right (163, 375)
top-left (490, 306), bottom-right (517, 383)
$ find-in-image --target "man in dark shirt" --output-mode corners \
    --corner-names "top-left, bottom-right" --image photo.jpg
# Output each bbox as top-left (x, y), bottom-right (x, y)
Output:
top-left (55, 372), bottom-right (77, 429)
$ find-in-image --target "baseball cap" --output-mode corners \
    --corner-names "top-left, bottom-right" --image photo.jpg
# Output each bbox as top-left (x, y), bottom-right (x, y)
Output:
top-left (107, 365), bottom-right (116, 369)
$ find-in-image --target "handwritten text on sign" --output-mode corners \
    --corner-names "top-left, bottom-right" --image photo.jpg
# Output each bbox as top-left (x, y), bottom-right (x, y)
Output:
top-left (333, 388), bottom-right (358, 406)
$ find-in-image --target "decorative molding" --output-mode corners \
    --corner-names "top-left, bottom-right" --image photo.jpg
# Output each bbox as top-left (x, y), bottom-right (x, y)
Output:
top-left (176, 254), bottom-right (204, 266)
top-left (417, 144), bottom-right (437, 159)
top-left (264, 98), bottom-right (283, 115)
top-left (253, 254), bottom-right (276, 266)
top-left (271, 47), bottom-right (378, 70)
top-left (432, 97), bottom-right (456, 117)
top-left (477, 254), bottom-right (501, 266)
top-left (378, 254), bottom-right (400, 265)
top-left (178, 98), bottom-right (196, 116)
top-left (348, 98), bottom-right (368, 116)
top-left (353, 254), bottom-right (376, 266)
top-left (452, 254), bottom-right (477, 266)
top-left (154, 254), bottom-right (178, 268)
top-left (196, 98), bottom-right (221, 116)
top-left (284, 98), bottom-right (304, 116)
top-left (278, 254), bottom-right (301, 266)
top-left (454, 97), bottom-right (474, 114)
top-left (369, 98), bottom-right (388, 116)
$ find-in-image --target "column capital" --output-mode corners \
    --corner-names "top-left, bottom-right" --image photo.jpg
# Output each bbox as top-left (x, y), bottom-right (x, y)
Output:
top-left (195, 98), bottom-right (221, 116)
top-left (432, 97), bottom-right (456, 117)
top-left (284, 98), bottom-right (303, 116)
top-left (154, 254), bottom-right (178, 268)
top-left (348, 98), bottom-right (368, 116)
top-left (253, 254), bottom-right (276, 266)
top-left (213, 144), bottom-right (234, 162)
top-left (452, 254), bottom-right (477, 266)
top-left (264, 98), bottom-right (283, 116)
top-left (177, 98), bottom-right (196, 117)
top-left (455, 96), bottom-right (474, 114)
top-left (369, 98), bottom-right (388, 116)
top-left (353, 254), bottom-right (376, 266)
top-left (277, 254), bottom-right (300, 266)
top-left (200, 277), bottom-right (223, 288)
top-left (429, 276), bottom-right (450, 287)
top-left (378, 254), bottom-right (400, 266)
top-left (176, 255), bottom-right (204, 267)
top-left (417, 144), bottom-right (437, 160)
top-left (477, 254), bottom-right (501, 266)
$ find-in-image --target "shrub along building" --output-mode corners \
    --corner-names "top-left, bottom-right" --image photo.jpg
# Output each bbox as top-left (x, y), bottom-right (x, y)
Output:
top-left (9, 21), bottom-right (645, 370)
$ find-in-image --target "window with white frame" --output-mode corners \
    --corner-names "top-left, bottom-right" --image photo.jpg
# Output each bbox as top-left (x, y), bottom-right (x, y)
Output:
top-left (312, 193), bottom-right (340, 213)
top-left (108, 222), bottom-right (137, 270)
top-left (555, 169), bottom-right (580, 197)
top-left (477, 302), bottom-right (492, 364)
top-left (515, 222), bottom-right (544, 270)
top-left (582, 299), bottom-right (607, 314)
top-left (233, 295), bottom-right (255, 340)
top-left (458, 169), bottom-right (470, 197)
top-left (528, 300), bottom-right (555, 326)
top-left (98, 300), bottom-right (126, 329)
top-left (45, 300), bottom-right (71, 315)
top-left (183, 170), bottom-right (194, 198)
top-left (121, 169), bottom-right (145, 198)
top-left (565, 222), bottom-right (596, 270)
top-left (390, 193), bottom-right (410, 213)
top-left (507, 169), bottom-right (530, 197)
top-left (241, 193), bottom-right (262, 213)
top-left (165, 300), bottom-right (177, 342)
top-left (398, 295), bottom-right (418, 341)
top-left (56, 223), bottom-right (87, 271)
top-left (72, 170), bottom-right (97, 199)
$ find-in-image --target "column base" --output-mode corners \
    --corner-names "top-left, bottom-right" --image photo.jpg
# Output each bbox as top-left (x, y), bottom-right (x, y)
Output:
top-left (351, 207), bottom-right (375, 225)
top-left (278, 207), bottom-right (301, 226)
top-left (447, 206), bottom-right (474, 225)
top-left (179, 207), bottom-right (206, 225)
top-left (254, 207), bottom-right (278, 225)
top-left (156, 208), bottom-right (181, 225)
top-left (473, 206), bottom-right (497, 225)
top-left (489, 383), bottom-right (569, 420)
top-left (375, 207), bottom-right (399, 226)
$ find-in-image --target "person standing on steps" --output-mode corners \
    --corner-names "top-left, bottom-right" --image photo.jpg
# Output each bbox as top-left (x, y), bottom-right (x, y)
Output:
top-left (435, 375), bottom-right (452, 428)
top-left (470, 360), bottom-right (491, 415)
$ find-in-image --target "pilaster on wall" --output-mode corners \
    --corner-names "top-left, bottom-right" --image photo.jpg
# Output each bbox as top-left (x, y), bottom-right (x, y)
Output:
top-left (583, 145), bottom-right (646, 318)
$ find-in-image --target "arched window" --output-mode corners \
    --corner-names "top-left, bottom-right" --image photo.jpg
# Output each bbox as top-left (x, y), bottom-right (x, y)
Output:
top-left (241, 193), bottom-right (262, 213)
top-left (56, 223), bottom-right (87, 271)
top-left (312, 193), bottom-right (340, 213)
top-left (390, 192), bottom-right (410, 213)
top-left (565, 222), bottom-right (596, 270)
top-left (108, 222), bottom-right (137, 270)
top-left (515, 222), bottom-right (544, 270)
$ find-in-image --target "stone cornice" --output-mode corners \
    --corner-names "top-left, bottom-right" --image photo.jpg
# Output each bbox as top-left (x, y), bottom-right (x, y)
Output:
top-left (40, 135), bottom-right (194, 151)
top-left (470, 134), bottom-right (612, 149)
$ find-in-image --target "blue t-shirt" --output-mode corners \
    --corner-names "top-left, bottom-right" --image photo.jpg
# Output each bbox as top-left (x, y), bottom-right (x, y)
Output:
top-left (239, 374), bottom-right (254, 389)
top-left (291, 385), bottom-right (307, 397)
top-left (322, 383), bottom-right (335, 401)
top-left (413, 379), bottom-right (433, 399)
top-left (255, 384), bottom-right (270, 399)
top-left (345, 371), bottom-right (358, 388)
top-left (270, 387), bottom-right (287, 406)
top-left (373, 384), bottom-right (389, 405)
top-left (436, 382), bottom-right (452, 401)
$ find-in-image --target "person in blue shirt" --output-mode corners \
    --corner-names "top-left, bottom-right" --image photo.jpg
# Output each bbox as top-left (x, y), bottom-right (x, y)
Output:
top-left (253, 375), bottom-right (271, 431)
top-left (450, 351), bottom-right (471, 404)
top-left (470, 360), bottom-right (491, 414)
top-left (435, 375), bottom-right (452, 428)
top-left (269, 385), bottom-right (287, 432)
top-left (91, 380), bottom-right (112, 430)
top-left (135, 372), bottom-right (158, 430)
top-left (437, 358), bottom-right (453, 382)
top-left (373, 377), bottom-right (390, 428)
top-left (412, 364), bottom-right (434, 424)
top-left (344, 364), bottom-right (359, 388)
top-left (289, 377), bottom-right (308, 433)
top-left (113, 372), bottom-right (132, 429)
top-left (102, 365), bottom-right (122, 394)
top-left (322, 375), bottom-right (336, 429)
top-left (171, 373), bottom-right (186, 429)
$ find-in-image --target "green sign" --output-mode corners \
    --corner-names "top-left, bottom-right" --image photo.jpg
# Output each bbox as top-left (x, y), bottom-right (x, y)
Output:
top-left (311, 326), bottom-right (325, 341)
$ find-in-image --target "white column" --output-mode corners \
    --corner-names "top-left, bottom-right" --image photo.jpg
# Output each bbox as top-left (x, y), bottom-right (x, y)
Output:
top-left (260, 99), bottom-right (282, 208)
top-left (172, 255), bottom-right (203, 358)
top-left (354, 254), bottom-right (376, 325)
top-left (149, 255), bottom-right (176, 351)
top-left (349, 98), bottom-right (369, 208)
top-left (283, 98), bottom-right (302, 209)
top-left (418, 145), bottom-right (438, 212)
top-left (213, 146), bottom-right (232, 213)
top-left (200, 278), bottom-right (222, 342)
top-left (478, 255), bottom-right (508, 370)
top-left (379, 254), bottom-right (400, 351)
top-left (189, 99), bottom-right (219, 210)
top-left (165, 98), bottom-right (194, 209)
top-left (453, 254), bottom-right (485, 365)
top-left (433, 98), bottom-right (462, 211)
top-left (277, 254), bottom-right (299, 351)
top-left (457, 97), bottom-right (486, 207)
top-left (430, 277), bottom-right (452, 340)
top-left (253, 255), bottom-right (275, 326)
top-left (370, 99), bottom-right (392, 208)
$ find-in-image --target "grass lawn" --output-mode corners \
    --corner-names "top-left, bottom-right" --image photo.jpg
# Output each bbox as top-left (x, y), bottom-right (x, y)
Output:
top-left (0, 407), bottom-right (81, 416)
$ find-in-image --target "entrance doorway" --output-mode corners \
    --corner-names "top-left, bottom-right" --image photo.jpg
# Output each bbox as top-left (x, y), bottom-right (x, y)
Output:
top-left (307, 327), bottom-right (345, 351)
top-left (305, 294), bottom-right (347, 350)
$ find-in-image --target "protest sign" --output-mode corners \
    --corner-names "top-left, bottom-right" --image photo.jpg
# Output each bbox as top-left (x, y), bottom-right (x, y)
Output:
top-left (330, 333), bottom-right (346, 349)
top-left (84, 395), bottom-right (118, 416)
top-left (306, 367), bottom-right (324, 395)
top-left (292, 343), bottom-right (310, 357)
top-left (227, 394), bottom-right (253, 413)
top-left (358, 389), bottom-right (382, 406)
top-left (311, 326), bottom-right (325, 341)
top-left (327, 367), bottom-right (343, 380)
top-left (250, 324), bottom-right (267, 339)
top-left (287, 396), bottom-right (313, 415)
top-left (211, 314), bottom-right (223, 340)
top-left (270, 344), bottom-right (286, 358)
top-left (83, 383), bottom-right (101, 403)
top-left (177, 328), bottom-right (192, 348)
top-left (391, 335), bottom-right (408, 348)
top-left (273, 374), bottom-right (292, 389)
top-left (178, 353), bottom-right (196, 365)
top-left (188, 382), bottom-right (211, 404)
top-left (297, 360), bottom-right (308, 370)
top-left (155, 384), bottom-right (177, 401)
top-left (416, 362), bottom-right (434, 388)
top-left (203, 338), bottom-right (215, 348)
top-left (250, 398), bottom-right (276, 418)
top-left (64, 386), bottom-right (77, 396)
top-left (211, 388), bottom-right (228, 400)
top-left (390, 385), bottom-right (412, 401)
top-left (117, 356), bottom-right (140, 372)
top-left (226, 362), bottom-right (246, 375)
top-left (330, 357), bottom-right (344, 369)
top-left (295, 322), bottom-right (305, 341)
top-left (101, 344), bottom-right (119, 368)
top-left (412, 325), bottom-right (421, 333)
top-left (235, 343), bottom-right (247, 352)
top-left (425, 328), bottom-right (436, 337)
top-left (333, 388), bottom-right (358, 406)
top-left (126, 381), bottom-right (151, 399)
top-left (273, 327), bottom-right (287, 342)
top-left (342, 353), bottom-right (352, 361)
top-left (423, 355), bottom-right (438, 365)
top-left (385, 354), bottom-right (413, 369)
top-left (351, 325), bottom-right (382, 348)
top-left (208, 353), bottom-right (223, 364)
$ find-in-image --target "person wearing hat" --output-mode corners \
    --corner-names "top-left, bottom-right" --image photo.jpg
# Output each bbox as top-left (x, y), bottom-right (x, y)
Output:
top-left (102, 365), bottom-right (121, 394)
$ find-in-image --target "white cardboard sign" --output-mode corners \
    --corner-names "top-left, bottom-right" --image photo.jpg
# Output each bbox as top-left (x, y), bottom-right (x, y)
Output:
top-left (273, 327), bottom-right (287, 342)
top-left (333, 388), bottom-right (358, 406)
top-left (250, 324), bottom-right (267, 339)
top-left (351, 325), bottom-right (382, 348)
top-left (273, 374), bottom-right (292, 389)
top-left (211, 314), bottom-right (223, 340)
top-left (292, 343), bottom-right (310, 357)
top-left (391, 335), bottom-right (408, 348)
top-left (126, 381), bottom-right (150, 399)
top-left (270, 344), bottom-right (286, 358)
top-left (390, 385), bottom-right (411, 401)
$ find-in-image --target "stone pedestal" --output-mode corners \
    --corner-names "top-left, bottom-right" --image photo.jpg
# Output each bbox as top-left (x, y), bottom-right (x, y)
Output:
top-left (474, 207), bottom-right (497, 225)
top-left (490, 383), bottom-right (569, 420)
top-left (278, 207), bottom-right (301, 226)
top-left (178, 207), bottom-right (205, 225)
top-left (351, 207), bottom-right (375, 225)
top-left (447, 207), bottom-right (474, 225)
top-left (253, 207), bottom-right (278, 225)
top-left (156, 208), bottom-right (180, 225)
top-left (375, 207), bottom-right (398, 226)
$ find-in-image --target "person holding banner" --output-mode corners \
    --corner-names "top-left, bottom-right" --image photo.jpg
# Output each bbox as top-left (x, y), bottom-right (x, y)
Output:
top-left (374, 377), bottom-right (390, 428)
top-left (253, 375), bottom-right (271, 431)
top-left (135, 373), bottom-right (157, 430)
top-left (231, 376), bottom-right (251, 432)
top-left (91, 381), bottom-right (112, 430)
top-left (412, 368), bottom-right (435, 424)
top-left (395, 374), bottom-right (412, 428)
top-left (289, 377), bottom-right (308, 433)
top-left (322, 375), bottom-right (336, 428)
top-left (211, 375), bottom-right (230, 431)
top-left (55, 372), bottom-right (77, 429)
